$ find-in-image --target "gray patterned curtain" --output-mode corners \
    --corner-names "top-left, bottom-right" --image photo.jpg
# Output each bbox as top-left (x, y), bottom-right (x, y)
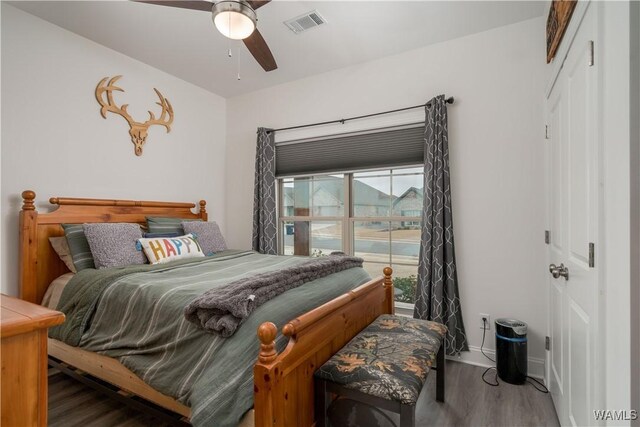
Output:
top-left (413, 95), bottom-right (468, 355)
top-left (252, 128), bottom-right (277, 254)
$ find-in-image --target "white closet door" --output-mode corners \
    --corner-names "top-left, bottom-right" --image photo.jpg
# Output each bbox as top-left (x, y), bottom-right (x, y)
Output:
top-left (546, 4), bottom-right (601, 426)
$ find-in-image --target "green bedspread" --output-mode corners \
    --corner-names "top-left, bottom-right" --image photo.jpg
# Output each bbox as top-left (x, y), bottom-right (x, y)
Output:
top-left (49, 250), bottom-right (371, 427)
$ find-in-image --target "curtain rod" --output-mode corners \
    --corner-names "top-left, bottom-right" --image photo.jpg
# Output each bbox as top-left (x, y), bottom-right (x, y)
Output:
top-left (268, 96), bottom-right (454, 133)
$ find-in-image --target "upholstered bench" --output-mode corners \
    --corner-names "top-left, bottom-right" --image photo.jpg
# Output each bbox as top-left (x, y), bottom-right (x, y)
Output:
top-left (314, 314), bottom-right (447, 427)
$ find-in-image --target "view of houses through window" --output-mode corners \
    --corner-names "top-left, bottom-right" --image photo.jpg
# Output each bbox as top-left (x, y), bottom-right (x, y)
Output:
top-left (279, 166), bottom-right (423, 307)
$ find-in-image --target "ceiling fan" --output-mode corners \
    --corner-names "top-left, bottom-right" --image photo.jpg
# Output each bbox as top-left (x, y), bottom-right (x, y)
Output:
top-left (135, 0), bottom-right (277, 72)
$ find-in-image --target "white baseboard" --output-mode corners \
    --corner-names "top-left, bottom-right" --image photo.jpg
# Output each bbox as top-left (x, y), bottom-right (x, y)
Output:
top-left (446, 345), bottom-right (546, 381)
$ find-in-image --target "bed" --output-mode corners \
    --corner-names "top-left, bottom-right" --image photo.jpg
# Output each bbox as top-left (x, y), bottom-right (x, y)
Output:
top-left (18, 190), bottom-right (394, 427)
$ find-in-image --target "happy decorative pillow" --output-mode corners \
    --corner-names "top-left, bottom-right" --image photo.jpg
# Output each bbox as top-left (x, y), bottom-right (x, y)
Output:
top-left (182, 221), bottom-right (227, 255)
top-left (138, 233), bottom-right (205, 265)
top-left (83, 223), bottom-right (146, 269)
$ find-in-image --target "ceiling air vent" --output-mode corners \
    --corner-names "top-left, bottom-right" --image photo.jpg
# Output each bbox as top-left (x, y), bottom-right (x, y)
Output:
top-left (284, 10), bottom-right (326, 34)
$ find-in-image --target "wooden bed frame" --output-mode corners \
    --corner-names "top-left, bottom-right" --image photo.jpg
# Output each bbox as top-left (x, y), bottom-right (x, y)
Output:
top-left (18, 190), bottom-right (394, 427)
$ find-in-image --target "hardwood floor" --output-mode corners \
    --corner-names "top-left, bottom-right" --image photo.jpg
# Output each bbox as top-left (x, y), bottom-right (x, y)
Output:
top-left (48, 360), bottom-right (560, 427)
top-left (48, 370), bottom-right (174, 427)
top-left (412, 361), bottom-right (559, 427)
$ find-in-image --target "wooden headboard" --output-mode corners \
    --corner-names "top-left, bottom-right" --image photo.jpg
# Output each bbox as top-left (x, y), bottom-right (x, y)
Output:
top-left (19, 190), bottom-right (208, 304)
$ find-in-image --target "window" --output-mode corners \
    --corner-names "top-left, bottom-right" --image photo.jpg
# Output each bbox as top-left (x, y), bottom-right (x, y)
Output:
top-left (278, 166), bottom-right (423, 307)
top-left (281, 174), bottom-right (345, 256)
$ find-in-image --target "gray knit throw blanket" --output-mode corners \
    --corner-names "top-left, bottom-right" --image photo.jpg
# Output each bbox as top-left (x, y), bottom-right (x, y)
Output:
top-left (184, 254), bottom-right (364, 337)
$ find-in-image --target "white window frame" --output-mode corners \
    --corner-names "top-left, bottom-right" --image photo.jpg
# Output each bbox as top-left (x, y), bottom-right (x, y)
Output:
top-left (277, 166), bottom-right (423, 309)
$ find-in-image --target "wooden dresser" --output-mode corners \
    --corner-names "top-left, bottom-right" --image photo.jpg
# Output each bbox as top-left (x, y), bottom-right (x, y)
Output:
top-left (1, 294), bottom-right (64, 427)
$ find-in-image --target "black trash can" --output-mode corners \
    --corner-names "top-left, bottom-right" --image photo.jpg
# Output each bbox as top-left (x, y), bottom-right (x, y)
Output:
top-left (495, 318), bottom-right (528, 385)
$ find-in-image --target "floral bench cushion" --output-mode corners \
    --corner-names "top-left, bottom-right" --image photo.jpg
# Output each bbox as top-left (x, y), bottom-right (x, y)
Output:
top-left (315, 314), bottom-right (447, 405)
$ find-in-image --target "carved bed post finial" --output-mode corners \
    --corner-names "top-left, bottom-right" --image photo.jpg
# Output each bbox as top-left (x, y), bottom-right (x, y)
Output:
top-left (383, 267), bottom-right (393, 286)
top-left (20, 190), bottom-right (39, 303)
top-left (383, 267), bottom-right (394, 315)
top-left (199, 200), bottom-right (208, 221)
top-left (282, 322), bottom-right (295, 337)
top-left (21, 190), bottom-right (36, 211)
top-left (257, 322), bottom-right (278, 364)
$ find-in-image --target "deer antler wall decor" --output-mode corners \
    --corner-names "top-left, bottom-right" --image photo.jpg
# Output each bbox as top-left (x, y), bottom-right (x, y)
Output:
top-left (95, 75), bottom-right (174, 156)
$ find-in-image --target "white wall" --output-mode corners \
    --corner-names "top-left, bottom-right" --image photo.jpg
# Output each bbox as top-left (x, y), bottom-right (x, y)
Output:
top-left (0, 4), bottom-right (227, 296)
top-left (226, 17), bottom-right (549, 368)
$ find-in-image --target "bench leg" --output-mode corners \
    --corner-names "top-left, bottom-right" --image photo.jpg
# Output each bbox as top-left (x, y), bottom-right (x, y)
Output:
top-left (400, 404), bottom-right (415, 427)
top-left (436, 342), bottom-right (445, 402)
top-left (315, 379), bottom-right (329, 427)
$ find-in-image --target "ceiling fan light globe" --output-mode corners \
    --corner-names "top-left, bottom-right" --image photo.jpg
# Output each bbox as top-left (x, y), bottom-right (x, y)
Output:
top-left (212, 1), bottom-right (257, 40)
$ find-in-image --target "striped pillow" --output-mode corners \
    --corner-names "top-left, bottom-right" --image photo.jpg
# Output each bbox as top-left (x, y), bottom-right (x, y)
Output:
top-left (62, 224), bottom-right (96, 271)
top-left (138, 233), bottom-right (205, 265)
top-left (143, 232), bottom-right (180, 238)
top-left (146, 217), bottom-right (202, 235)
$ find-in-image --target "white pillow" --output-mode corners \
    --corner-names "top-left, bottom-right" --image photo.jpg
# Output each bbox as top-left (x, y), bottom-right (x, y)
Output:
top-left (138, 233), bottom-right (205, 265)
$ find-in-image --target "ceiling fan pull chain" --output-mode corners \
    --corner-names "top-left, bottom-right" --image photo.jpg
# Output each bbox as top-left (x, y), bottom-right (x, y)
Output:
top-left (237, 44), bottom-right (242, 81)
top-left (227, 12), bottom-right (233, 59)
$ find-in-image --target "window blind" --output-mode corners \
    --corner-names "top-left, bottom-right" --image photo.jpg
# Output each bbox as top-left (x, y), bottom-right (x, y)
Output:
top-left (275, 124), bottom-right (425, 177)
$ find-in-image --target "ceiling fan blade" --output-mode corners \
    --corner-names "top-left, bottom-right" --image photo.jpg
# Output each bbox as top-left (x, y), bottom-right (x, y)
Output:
top-left (246, 0), bottom-right (271, 10)
top-left (243, 28), bottom-right (277, 72)
top-left (133, 1), bottom-right (213, 12)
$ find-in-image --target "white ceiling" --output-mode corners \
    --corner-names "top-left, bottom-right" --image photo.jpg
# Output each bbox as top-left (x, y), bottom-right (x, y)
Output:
top-left (9, 1), bottom-right (545, 98)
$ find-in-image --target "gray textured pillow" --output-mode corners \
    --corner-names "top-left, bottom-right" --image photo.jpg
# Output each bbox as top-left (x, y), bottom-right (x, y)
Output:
top-left (83, 223), bottom-right (146, 269)
top-left (182, 221), bottom-right (227, 255)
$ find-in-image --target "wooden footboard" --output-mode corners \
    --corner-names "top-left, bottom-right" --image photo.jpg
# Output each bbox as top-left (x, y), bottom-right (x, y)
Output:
top-left (254, 267), bottom-right (394, 427)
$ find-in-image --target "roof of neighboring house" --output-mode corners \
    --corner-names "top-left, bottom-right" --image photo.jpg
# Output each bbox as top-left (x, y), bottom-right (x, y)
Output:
top-left (283, 178), bottom-right (395, 207)
top-left (392, 187), bottom-right (423, 207)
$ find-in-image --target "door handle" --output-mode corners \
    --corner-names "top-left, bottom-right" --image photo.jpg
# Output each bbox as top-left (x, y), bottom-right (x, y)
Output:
top-left (549, 263), bottom-right (569, 280)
